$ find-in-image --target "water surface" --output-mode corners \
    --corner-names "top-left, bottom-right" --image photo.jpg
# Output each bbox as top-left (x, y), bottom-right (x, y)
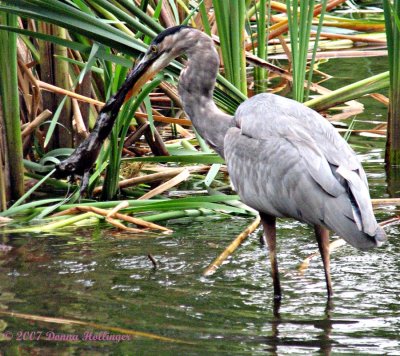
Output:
top-left (0, 58), bottom-right (399, 355)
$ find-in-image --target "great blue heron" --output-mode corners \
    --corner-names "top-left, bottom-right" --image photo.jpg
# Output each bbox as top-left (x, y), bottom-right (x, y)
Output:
top-left (56, 25), bottom-right (386, 299)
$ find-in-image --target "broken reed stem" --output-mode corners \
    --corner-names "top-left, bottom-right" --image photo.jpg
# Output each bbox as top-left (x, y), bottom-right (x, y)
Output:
top-left (17, 58), bottom-right (41, 121)
top-left (137, 169), bottom-right (191, 200)
top-left (36, 80), bottom-right (191, 126)
top-left (337, 129), bottom-right (386, 135)
top-left (134, 112), bottom-right (191, 126)
top-left (53, 205), bottom-right (171, 232)
top-left (203, 215), bottom-right (261, 276)
top-left (93, 166), bottom-right (207, 195)
top-left (372, 198), bottom-right (400, 206)
top-left (0, 216), bottom-right (12, 225)
top-left (370, 93), bottom-right (389, 106)
top-left (37, 80), bottom-right (103, 106)
top-left (72, 98), bottom-right (88, 138)
top-left (21, 110), bottom-right (52, 138)
top-left (379, 216), bottom-right (400, 227)
top-left (106, 200), bottom-right (130, 218)
top-left (124, 122), bottom-right (150, 147)
top-left (105, 216), bottom-right (148, 233)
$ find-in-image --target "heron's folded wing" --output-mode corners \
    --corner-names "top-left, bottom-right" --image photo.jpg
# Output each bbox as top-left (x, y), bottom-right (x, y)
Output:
top-left (224, 127), bottom-right (348, 223)
top-left (234, 93), bottom-right (368, 188)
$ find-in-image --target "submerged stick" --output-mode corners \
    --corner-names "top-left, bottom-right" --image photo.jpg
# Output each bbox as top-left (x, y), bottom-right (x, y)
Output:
top-left (379, 216), bottom-right (400, 227)
top-left (298, 239), bottom-right (347, 274)
top-left (203, 216), bottom-right (261, 276)
top-left (0, 309), bottom-right (188, 343)
top-left (298, 217), bottom-right (396, 273)
top-left (147, 253), bottom-right (158, 269)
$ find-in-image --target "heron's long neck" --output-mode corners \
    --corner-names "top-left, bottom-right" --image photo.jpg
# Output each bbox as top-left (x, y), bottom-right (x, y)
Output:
top-left (178, 38), bottom-right (233, 158)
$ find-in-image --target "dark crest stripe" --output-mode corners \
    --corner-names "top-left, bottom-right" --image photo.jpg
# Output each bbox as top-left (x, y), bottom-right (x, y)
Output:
top-left (152, 25), bottom-right (190, 45)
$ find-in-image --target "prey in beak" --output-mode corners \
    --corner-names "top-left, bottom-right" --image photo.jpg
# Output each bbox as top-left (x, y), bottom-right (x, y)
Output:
top-left (53, 45), bottom-right (166, 193)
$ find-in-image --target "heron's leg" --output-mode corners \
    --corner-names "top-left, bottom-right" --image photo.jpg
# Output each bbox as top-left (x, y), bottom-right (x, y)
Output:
top-left (314, 225), bottom-right (333, 298)
top-left (260, 213), bottom-right (281, 299)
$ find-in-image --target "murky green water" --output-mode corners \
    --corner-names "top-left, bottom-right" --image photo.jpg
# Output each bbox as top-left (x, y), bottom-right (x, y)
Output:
top-left (1, 57), bottom-right (399, 354)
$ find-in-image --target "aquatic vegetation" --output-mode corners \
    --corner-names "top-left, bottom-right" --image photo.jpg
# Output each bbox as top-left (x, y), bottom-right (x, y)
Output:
top-left (0, 0), bottom-right (392, 227)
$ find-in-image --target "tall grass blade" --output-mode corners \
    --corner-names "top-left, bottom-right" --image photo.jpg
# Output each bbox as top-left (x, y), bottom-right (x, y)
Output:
top-left (286, 0), bottom-right (315, 102)
top-left (0, 12), bottom-right (24, 200)
top-left (305, 71), bottom-right (389, 111)
top-left (254, 0), bottom-right (268, 94)
top-left (213, 0), bottom-right (248, 95)
top-left (305, 0), bottom-right (327, 101)
top-left (384, 0), bottom-right (400, 165)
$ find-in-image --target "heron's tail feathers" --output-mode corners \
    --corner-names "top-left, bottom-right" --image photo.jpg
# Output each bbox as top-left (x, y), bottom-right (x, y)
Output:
top-left (324, 166), bottom-right (387, 250)
top-left (336, 166), bottom-right (376, 235)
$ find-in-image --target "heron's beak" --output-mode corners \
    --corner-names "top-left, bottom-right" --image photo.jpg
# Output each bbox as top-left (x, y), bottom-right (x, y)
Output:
top-left (124, 55), bottom-right (159, 102)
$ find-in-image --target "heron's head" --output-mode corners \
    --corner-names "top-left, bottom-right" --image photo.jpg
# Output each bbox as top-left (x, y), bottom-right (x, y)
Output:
top-left (127, 26), bottom-right (206, 98)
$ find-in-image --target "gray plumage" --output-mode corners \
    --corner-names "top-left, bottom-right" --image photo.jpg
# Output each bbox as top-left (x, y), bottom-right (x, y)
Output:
top-left (170, 27), bottom-right (385, 250)
top-left (129, 26), bottom-right (387, 298)
top-left (226, 93), bottom-right (385, 249)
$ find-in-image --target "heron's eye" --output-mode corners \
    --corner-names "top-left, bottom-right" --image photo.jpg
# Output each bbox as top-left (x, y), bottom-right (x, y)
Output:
top-left (150, 45), bottom-right (158, 54)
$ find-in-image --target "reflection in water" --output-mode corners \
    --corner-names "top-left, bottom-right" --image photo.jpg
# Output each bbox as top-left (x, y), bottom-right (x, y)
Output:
top-left (263, 299), bottom-right (339, 355)
top-left (386, 165), bottom-right (400, 198)
top-left (0, 183), bottom-right (399, 354)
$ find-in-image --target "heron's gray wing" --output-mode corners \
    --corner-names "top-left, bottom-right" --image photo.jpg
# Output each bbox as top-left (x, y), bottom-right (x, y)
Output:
top-left (287, 125), bottom-right (376, 235)
top-left (232, 94), bottom-right (378, 236)
top-left (224, 127), bottom-right (349, 225)
top-left (234, 93), bottom-right (368, 185)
